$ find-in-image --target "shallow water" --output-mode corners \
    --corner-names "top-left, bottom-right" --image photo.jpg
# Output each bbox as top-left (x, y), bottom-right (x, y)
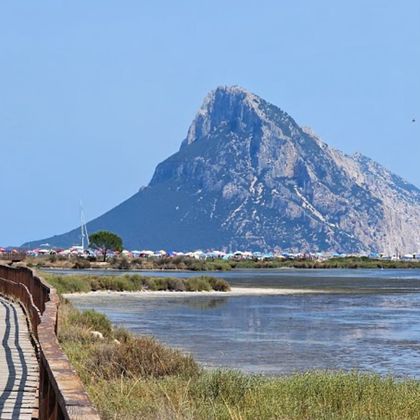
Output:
top-left (65, 269), bottom-right (420, 377)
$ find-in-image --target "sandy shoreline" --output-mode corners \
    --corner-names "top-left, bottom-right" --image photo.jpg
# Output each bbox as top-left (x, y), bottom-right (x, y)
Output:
top-left (63, 287), bottom-right (325, 299)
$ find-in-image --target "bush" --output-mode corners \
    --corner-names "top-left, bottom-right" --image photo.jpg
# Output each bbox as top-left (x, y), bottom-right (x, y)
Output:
top-left (113, 327), bottom-right (131, 343)
top-left (166, 278), bottom-right (186, 291)
top-left (104, 277), bottom-right (134, 291)
top-left (73, 258), bottom-right (91, 269)
top-left (113, 256), bottom-right (130, 270)
top-left (145, 277), bottom-right (166, 291)
top-left (186, 277), bottom-right (212, 291)
top-left (208, 277), bottom-right (231, 291)
top-left (86, 336), bottom-right (199, 379)
top-left (45, 273), bottom-right (231, 294)
top-left (69, 309), bottom-right (113, 337)
top-left (47, 275), bottom-right (91, 294)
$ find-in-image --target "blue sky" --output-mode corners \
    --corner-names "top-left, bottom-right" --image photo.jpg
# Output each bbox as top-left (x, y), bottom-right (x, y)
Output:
top-left (1, 1), bottom-right (419, 246)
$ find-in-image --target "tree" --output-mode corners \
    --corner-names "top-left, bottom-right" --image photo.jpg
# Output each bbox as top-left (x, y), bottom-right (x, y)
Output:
top-left (89, 231), bottom-right (123, 262)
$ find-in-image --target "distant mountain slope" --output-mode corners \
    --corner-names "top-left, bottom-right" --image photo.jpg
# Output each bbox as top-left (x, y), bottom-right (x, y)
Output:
top-left (24, 86), bottom-right (420, 254)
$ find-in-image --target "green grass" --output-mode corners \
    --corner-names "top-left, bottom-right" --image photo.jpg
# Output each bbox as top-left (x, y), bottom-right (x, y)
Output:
top-left (76, 368), bottom-right (420, 419)
top-left (44, 273), bottom-right (230, 294)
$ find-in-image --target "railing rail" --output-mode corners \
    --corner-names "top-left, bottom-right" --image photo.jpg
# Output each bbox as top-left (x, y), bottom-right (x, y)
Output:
top-left (0, 264), bottom-right (100, 420)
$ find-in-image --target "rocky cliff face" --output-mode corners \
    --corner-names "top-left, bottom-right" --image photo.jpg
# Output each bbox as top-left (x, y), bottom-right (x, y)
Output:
top-left (25, 86), bottom-right (420, 254)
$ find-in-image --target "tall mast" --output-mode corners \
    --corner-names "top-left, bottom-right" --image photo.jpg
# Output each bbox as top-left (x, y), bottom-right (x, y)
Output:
top-left (80, 201), bottom-right (89, 250)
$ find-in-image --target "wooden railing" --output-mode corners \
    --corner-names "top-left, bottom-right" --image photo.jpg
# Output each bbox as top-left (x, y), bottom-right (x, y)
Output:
top-left (0, 265), bottom-right (100, 420)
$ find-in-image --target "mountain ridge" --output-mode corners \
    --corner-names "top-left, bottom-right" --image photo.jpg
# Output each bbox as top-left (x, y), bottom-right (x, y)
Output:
top-left (24, 86), bottom-right (420, 254)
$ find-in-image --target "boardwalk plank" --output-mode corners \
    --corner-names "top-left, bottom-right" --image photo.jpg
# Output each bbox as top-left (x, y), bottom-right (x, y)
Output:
top-left (0, 298), bottom-right (38, 418)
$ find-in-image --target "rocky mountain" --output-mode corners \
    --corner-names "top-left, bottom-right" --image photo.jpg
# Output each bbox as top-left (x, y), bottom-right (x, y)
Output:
top-left (24, 86), bottom-right (420, 254)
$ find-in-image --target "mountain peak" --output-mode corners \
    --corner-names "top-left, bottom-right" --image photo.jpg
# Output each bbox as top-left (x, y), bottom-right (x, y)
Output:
top-left (213, 84), bottom-right (253, 95)
top-left (184, 86), bottom-right (288, 148)
top-left (25, 87), bottom-right (420, 255)
top-left (209, 85), bottom-right (259, 102)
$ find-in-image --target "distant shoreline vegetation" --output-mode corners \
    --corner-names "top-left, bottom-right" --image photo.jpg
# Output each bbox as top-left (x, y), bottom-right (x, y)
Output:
top-left (30, 255), bottom-right (420, 271)
top-left (44, 273), bottom-right (231, 294)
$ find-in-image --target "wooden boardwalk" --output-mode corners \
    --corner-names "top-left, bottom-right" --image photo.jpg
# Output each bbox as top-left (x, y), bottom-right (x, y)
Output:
top-left (0, 297), bottom-right (38, 420)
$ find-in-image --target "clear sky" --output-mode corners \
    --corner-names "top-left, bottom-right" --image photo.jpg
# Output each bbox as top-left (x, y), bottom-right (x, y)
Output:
top-left (1, 1), bottom-right (419, 246)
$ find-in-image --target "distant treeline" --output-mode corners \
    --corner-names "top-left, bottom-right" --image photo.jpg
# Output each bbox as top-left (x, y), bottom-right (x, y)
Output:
top-left (232, 256), bottom-right (420, 270)
top-left (32, 255), bottom-right (420, 271)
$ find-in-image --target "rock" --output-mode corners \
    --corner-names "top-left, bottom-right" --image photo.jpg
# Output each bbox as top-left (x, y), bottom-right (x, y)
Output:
top-left (90, 331), bottom-right (104, 340)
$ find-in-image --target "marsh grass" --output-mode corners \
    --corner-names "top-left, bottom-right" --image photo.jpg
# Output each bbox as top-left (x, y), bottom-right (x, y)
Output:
top-left (58, 298), bottom-right (199, 378)
top-left (231, 256), bottom-right (420, 270)
top-left (78, 367), bottom-right (420, 420)
top-left (45, 273), bottom-right (230, 294)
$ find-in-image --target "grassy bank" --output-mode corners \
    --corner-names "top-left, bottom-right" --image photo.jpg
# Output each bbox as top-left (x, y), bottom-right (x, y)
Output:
top-left (30, 255), bottom-right (420, 271)
top-left (44, 273), bottom-right (230, 294)
top-left (58, 297), bottom-right (420, 419)
top-left (232, 256), bottom-right (420, 270)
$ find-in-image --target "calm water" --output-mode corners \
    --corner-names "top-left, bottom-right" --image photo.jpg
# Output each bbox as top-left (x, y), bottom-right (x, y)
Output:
top-left (64, 269), bottom-right (420, 377)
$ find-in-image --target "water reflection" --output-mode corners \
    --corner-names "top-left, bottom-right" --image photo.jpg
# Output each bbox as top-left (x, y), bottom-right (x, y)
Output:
top-left (66, 269), bottom-right (420, 377)
top-left (183, 297), bottom-right (228, 310)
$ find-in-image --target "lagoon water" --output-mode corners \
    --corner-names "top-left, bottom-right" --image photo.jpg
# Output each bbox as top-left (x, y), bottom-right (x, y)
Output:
top-left (63, 269), bottom-right (420, 377)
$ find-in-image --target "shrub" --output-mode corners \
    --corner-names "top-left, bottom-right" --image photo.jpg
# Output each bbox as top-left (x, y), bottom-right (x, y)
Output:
top-left (186, 277), bottom-right (212, 291)
top-left (117, 257), bottom-right (130, 270)
top-left (210, 261), bottom-right (231, 271)
top-left (150, 277), bottom-right (170, 291)
top-left (45, 273), bottom-right (231, 294)
top-left (73, 258), bottom-right (91, 269)
top-left (112, 276), bottom-right (137, 291)
top-left (166, 278), bottom-right (186, 291)
top-left (69, 309), bottom-right (113, 337)
top-left (46, 275), bottom-right (91, 294)
top-left (208, 277), bottom-right (231, 291)
top-left (86, 336), bottom-right (199, 379)
top-left (113, 327), bottom-right (131, 343)
top-left (89, 277), bottom-right (100, 291)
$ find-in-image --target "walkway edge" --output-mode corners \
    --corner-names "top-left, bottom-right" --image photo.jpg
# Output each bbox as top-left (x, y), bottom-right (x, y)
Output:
top-left (0, 265), bottom-right (100, 420)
